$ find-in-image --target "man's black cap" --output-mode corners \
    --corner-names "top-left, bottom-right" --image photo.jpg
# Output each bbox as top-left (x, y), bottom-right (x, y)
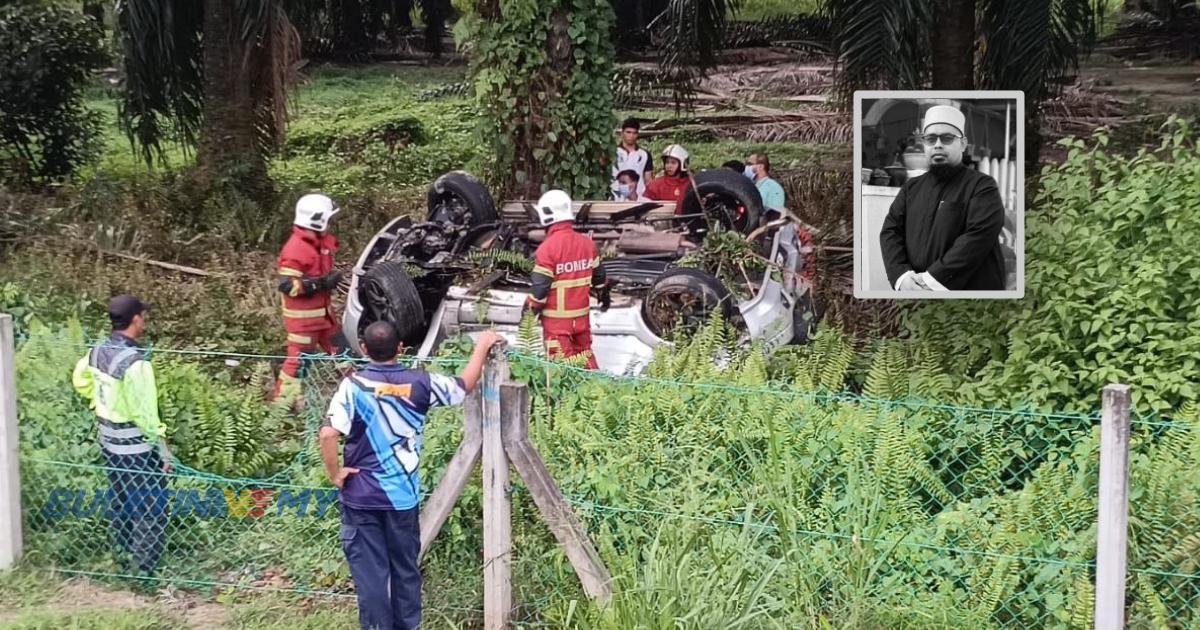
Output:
top-left (108, 294), bottom-right (150, 329)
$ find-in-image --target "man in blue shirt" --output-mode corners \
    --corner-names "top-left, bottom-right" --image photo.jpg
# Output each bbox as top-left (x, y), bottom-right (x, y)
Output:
top-left (745, 152), bottom-right (786, 210)
top-left (320, 321), bottom-right (502, 630)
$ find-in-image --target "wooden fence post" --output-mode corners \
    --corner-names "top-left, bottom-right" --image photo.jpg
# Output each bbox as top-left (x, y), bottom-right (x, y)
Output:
top-left (419, 385), bottom-right (483, 562)
top-left (501, 382), bottom-right (613, 603)
top-left (417, 345), bottom-right (613, 625)
top-left (1095, 383), bottom-right (1132, 630)
top-left (482, 348), bottom-right (512, 629)
top-left (0, 314), bottom-right (23, 569)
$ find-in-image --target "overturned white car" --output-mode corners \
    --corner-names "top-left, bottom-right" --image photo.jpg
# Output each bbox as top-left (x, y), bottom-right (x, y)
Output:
top-left (343, 170), bottom-right (820, 375)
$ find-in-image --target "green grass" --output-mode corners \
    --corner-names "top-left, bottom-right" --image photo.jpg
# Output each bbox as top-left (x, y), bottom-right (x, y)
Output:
top-left (732, 0), bottom-right (822, 20)
top-left (0, 610), bottom-right (180, 630)
top-left (77, 63), bottom-right (842, 203)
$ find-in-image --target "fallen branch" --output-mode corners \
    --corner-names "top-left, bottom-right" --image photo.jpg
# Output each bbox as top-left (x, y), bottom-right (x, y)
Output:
top-left (95, 248), bottom-right (217, 277)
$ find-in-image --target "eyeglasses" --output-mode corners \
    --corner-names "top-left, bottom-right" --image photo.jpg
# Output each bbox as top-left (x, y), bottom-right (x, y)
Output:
top-left (922, 133), bottom-right (962, 146)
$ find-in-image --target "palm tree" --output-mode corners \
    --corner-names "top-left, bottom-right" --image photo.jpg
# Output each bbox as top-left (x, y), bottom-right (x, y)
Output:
top-left (653, 0), bottom-right (740, 109)
top-left (824, 0), bottom-right (1102, 163)
top-left (117, 0), bottom-right (299, 200)
top-left (289, 0), bottom-right (453, 59)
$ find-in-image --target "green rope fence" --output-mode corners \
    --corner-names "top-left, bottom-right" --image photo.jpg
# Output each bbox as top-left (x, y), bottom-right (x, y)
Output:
top-left (10, 330), bottom-right (1200, 627)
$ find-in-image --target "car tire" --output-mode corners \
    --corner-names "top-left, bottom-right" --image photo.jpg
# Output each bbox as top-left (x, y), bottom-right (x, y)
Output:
top-left (678, 169), bottom-right (763, 235)
top-left (641, 267), bottom-right (735, 339)
top-left (790, 290), bottom-right (824, 345)
top-left (359, 262), bottom-right (427, 346)
top-left (426, 171), bottom-right (498, 227)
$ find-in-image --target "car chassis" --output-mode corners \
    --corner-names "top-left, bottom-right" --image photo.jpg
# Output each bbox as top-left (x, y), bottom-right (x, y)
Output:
top-left (342, 170), bottom-right (819, 375)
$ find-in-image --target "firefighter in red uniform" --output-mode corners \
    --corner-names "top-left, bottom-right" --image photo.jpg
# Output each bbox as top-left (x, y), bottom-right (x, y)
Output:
top-left (643, 144), bottom-right (692, 203)
top-left (524, 190), bottom-right (608, 370)
top-left (275, 193), bottom-right (345, 400)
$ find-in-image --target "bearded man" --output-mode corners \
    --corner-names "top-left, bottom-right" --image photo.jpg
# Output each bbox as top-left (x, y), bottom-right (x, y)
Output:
top-left (880, 104), bottom-right (1006, 292)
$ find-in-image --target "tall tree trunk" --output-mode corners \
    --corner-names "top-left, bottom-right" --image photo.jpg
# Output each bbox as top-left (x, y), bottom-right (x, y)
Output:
top-left (421, 0), bottom-right (446, 57)
top-left (83, 1), bottom-right (104, 26)
top-left (931, 0), bottom-right (976, 89)
top-left (394, 0), bottom-right (413, 30)
top-left (339, 0), bottom-right (370, 58)
top-left (197, 0), bottom-right (271, 200)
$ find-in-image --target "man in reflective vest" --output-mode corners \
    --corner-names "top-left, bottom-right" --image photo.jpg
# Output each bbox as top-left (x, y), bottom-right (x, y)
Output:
top-left (524, 189), bottom-right (607, 370)
top-left (72, 294), bottom-right (172, 575)
top-left (275, 193), bottom-right (345, 400)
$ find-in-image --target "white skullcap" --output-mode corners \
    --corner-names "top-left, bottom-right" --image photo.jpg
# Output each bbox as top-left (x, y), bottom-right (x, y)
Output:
top-left (923, 105), bottom-right (966, 135)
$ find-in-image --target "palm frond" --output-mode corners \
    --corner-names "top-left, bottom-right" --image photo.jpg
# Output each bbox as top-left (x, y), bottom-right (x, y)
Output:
top-left (116, 0), bottom-right (301, 164)
top-left (824, 0), bottom-right (932, 108)
top-left (977, 0), bottom-right (1101, 110)
top-left (654, 0), bottom-right (740, 112)
top-left (116, 0), bottom-right (205, 164)
top-left (237, 0), bottom-right (302, 152)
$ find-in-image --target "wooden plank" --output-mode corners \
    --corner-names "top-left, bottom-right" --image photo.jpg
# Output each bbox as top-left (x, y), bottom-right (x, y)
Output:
top-left (0, 314), bottom-right (22, 569)
top-left (1095, 383), bottom-right (1132, 630)
top-left (418, 387), bottom-right (483, 562)
top-left (482, 351), bottom-right (512, 629)
top-left (500, 383), bottom-right (613, 603)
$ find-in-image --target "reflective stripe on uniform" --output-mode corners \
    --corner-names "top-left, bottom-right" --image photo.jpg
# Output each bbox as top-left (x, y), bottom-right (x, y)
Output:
top-left (532, 265), bottom-right (554, 277)
top-left (542, 306), bottom-right (590, 319)
top-left (550, 277), bottom-right (592, 289)
top-left (99, 422), bottom-right (146, 440)
top-left (105, 347), bottom-right (139, 375)
top-left (286, 279), bottom-right (305, 298)
top-left (281, 302), bottom-right (328, 319)
top-left (279, 267), bottom-right (304, 277)
top-left (287, 333), bottom-right (314, 344)
top-left (101, 440), bottom-right (153, 455)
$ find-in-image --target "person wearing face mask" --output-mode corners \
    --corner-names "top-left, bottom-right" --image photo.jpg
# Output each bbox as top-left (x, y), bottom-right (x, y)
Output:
top-left (744, 153), bottom-right (785, 210)
top-left (879, 105), bottom-right (1006, 292)
top-left (613, 170), bottom-right (649, 202)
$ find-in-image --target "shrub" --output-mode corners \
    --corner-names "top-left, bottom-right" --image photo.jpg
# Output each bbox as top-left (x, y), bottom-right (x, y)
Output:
top-left (0, 4), bottom-right (109, 187)
top-left (902, 119), bottom-right (1200, 415)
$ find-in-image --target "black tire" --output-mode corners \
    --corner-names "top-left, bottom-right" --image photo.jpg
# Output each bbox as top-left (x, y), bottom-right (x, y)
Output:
top-left (359, 262), bottom-right (427, 346)
top-left (678, 169), bottom-right (764, 235)
top-left (641, 267), bottom-right (735, 339)
top-left (426, 171), bottom-right (498, 227)
top-left (790, 290), bottom-right (824, 345)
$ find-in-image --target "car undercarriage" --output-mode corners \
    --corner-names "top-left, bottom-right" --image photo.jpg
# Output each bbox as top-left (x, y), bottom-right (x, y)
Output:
top-left (343, 170), bottom-right (820, 375)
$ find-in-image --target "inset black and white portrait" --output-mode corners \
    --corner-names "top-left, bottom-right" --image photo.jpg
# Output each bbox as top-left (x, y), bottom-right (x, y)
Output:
top-left (854, 92), bottom-right (1024, 299)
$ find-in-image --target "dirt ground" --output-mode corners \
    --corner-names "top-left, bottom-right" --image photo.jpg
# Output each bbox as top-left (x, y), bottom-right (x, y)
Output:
top-left (1078, 57), bottom-right (1200, 109)
top-left (0, 577), bottom-right (229, 628)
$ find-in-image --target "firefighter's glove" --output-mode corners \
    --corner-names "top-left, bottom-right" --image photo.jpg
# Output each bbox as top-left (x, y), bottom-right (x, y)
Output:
top-left (592, 283), bottom-right (612, 313)
top-left (320, 271), bottom-right (344, 291)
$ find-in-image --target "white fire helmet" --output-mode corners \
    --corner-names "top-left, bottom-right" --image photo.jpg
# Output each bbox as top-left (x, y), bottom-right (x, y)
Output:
top-left (536, 189), bottom-right (575, 227)
top-left (662, 144), bottom-right (690, 172)
top-left (294, 193), bottom-right (340, 232)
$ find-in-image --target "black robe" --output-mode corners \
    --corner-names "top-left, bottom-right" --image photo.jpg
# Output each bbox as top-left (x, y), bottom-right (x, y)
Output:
top-left (879, 166), bottom-right (1007, 291)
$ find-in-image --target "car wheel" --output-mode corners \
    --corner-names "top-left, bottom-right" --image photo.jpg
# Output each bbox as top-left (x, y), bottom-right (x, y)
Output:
top-left (641, 268), bottom-right (735, 339)
top-left (426, 171), bottom-right (499, 227)
top-left (359, 262), bottom-right (427, 346)
top-left (678, 169), bottom-right (764, 236)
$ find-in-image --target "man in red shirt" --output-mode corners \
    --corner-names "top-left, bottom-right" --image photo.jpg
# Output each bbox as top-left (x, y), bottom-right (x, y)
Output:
top-left (643, 144), bottom-right (692, 203)
top-left (275, 193), bottom-right (345, 400)
top-left (524, 190), bottom-right (607, 370)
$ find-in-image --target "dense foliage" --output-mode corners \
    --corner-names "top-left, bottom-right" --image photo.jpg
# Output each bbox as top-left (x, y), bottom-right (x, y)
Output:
top-left (0, 4), bottom-right (108, 186)
top-left (12, 315), bottom-right (1199, 626)
top-left (457, 0), bottom-right (616, 198)
top-left (903, 119), bottom-right (1200, 415)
